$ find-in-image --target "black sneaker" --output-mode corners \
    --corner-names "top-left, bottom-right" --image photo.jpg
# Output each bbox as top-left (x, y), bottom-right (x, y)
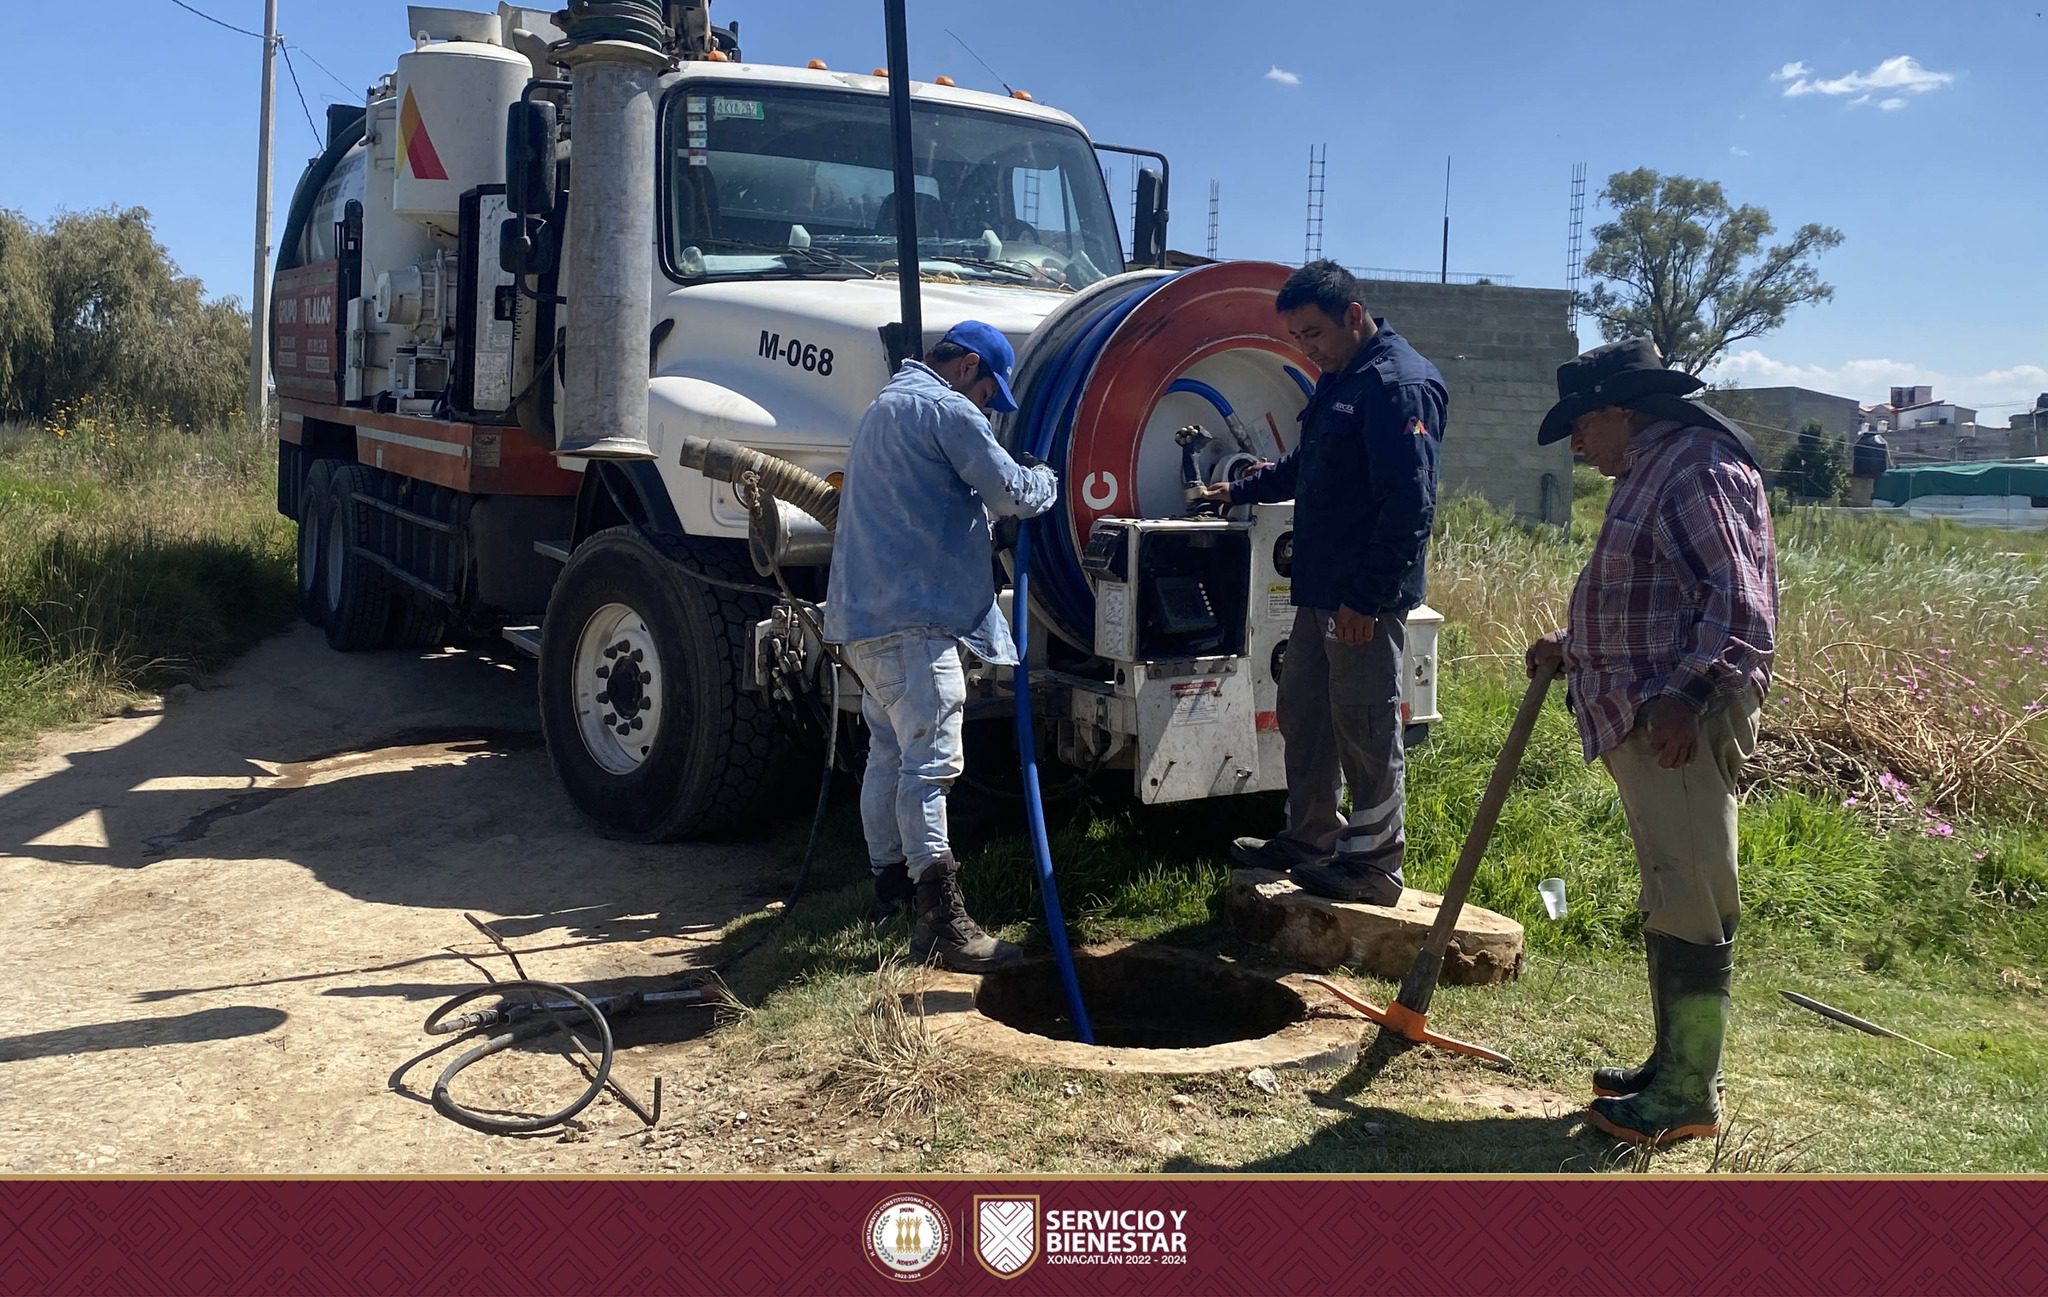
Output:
top-left (1229, 836), bottom-right (1317, 871)
top-left (1290, 856), bottom-right (1404, 905)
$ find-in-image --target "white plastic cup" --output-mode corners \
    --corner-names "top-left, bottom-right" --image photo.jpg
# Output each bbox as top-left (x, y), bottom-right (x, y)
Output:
top-left (1538, 877), bottom-right (1568, 920)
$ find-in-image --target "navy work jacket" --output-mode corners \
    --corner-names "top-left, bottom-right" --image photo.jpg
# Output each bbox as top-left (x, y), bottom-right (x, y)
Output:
top-left (1228, 323), bottom-right (1448, 617)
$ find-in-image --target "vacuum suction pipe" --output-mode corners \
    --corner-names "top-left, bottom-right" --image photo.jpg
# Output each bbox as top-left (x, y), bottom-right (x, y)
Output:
top-left (554, 2), bottom-right (670, 459)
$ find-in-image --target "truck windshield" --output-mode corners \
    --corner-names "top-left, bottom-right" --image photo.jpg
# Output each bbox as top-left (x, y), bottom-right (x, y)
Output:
top-left (663, 83), bottom-right (1123, 289)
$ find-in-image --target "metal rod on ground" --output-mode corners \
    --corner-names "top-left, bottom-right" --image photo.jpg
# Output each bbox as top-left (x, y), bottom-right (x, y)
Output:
top-left (1780, 990), bottom-right (1956, 1060)
top-left (248, 0), bottom-right (279, 437)
top-left (1307, 658), bottom-right (1560, 1065)
top-left (883, 0), bottom-right (921, 360)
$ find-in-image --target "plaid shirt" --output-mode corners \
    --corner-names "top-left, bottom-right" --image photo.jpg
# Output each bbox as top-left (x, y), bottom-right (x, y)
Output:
top-left (1563, 421), bottom-right (1778, 760)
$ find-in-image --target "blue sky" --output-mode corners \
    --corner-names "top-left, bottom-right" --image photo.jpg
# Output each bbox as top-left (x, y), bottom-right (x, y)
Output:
top-left (5, 0), bottom-right (2043, 414)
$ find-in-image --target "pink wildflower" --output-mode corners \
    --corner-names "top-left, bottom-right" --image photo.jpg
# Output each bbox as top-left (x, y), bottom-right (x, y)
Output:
top-left (1926, 823), bottom-right (1954, 838)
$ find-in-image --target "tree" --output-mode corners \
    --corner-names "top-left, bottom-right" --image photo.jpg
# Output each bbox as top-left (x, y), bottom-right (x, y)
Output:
top-left (0, 210), bottom-right (52, 416)
top-left (0, 206), bottom-right (247, 429)
top-left (1580, 169), bottom-right (1843, 374)
top-left (1777, 417), bottom-right (1847, 503)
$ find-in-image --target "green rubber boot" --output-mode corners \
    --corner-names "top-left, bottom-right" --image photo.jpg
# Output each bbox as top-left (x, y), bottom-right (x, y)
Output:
top-left (1586, 931), bottom-right (1731, 1146)
top-left (1592, 919), bottom-right (1734, 1099)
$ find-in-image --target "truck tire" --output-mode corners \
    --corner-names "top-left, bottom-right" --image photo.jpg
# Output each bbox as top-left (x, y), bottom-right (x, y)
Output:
top-left (296, 459), bottom-right (335, 628)
top-left (322, 463), bottom-right (392, 652)
top-left (387, 591), bottom-right (448, 650)
top-left (538, 527), bottom-right (782, 841)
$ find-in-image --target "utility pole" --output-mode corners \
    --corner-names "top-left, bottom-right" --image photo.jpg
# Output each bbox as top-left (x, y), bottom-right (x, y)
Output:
top-left (1439, 156), bottom-right (1451, 284)
top-left (248, 0), bottom-right (279, 436)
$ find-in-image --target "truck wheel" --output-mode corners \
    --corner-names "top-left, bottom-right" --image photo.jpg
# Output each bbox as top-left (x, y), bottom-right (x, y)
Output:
top-left (387, 592), bottom-right (448, 650)
top-left (539, 527), bottom-right (782, 841)
top-left (296, 459), bottom-right (335, 628)
top-left (322, 463), bottom-right (392, 652)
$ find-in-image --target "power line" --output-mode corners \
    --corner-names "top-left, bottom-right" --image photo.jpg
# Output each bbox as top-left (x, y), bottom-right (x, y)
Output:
top-left (167, 0), bottom-right (264, 40)
top-left (279, 42), bottom-right (321, 146)
top-left (168, 0), bottom-right (358, 102)
top-left (292, 44), bottom-right (358, 97)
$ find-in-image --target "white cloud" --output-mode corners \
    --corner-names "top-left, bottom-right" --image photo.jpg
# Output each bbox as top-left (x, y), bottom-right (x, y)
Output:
top-left (1778, 54), bottom-right (1954, 106)
top-left (1730, 145), bottom-right (1752, 157)
top-left (1709, 351), bottom-right (2048, 417)
top-left (1264, 65), bottom-right (1301, 86)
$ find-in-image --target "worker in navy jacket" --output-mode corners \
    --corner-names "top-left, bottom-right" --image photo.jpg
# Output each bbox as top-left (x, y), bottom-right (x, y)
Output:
top-left (1197, 260), bottom-right (1447, 902)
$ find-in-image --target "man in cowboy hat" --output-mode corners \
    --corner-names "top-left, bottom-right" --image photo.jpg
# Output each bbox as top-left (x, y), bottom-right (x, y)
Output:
top-left (1526, 338), bottom-right (1778, 1146)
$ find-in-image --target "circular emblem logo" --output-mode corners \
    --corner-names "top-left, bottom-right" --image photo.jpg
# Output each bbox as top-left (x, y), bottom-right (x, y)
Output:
top-left (863, 1193), bottom-right (950, 1281)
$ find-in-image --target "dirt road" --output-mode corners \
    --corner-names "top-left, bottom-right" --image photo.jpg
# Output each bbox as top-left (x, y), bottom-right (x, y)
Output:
top-left (0, 628), bottom-right (828, 1174)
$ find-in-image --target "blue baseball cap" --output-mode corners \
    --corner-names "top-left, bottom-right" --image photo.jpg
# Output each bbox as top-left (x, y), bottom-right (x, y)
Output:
top-left (940, 320), bottom-right (1019, 414)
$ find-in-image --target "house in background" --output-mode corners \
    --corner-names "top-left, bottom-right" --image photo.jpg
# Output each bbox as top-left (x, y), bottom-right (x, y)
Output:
top-left (1889, 391), bottom-right (2006, 461)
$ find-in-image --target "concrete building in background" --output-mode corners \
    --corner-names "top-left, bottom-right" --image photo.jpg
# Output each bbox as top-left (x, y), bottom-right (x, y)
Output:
top-left (1890, 395), bottom-right (2002, 461)
top-left (1700, 384), bottom-right (1859, 463)
top-left (2010, 396), bottom-right (2048, 458)
top-left (1355, 278), bottom-right (1577, 525)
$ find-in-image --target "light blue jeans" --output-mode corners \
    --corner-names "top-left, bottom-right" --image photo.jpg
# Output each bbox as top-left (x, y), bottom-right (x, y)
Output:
top-left (842, 630), bottom-right (967, 883)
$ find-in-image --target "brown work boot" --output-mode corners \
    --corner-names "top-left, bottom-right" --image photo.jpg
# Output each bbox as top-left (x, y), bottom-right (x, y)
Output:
top-left (909, 855), bottom-right (1023, 973)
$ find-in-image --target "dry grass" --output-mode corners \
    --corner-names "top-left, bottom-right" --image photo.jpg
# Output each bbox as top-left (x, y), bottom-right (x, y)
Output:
top-left (1428, 494), bottom-right (2048, 824)
top-left (818, 960), bottom-right (989, 1123)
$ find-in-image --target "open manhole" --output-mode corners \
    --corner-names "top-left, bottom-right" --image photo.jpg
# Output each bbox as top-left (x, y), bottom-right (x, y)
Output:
top-left (915, 942), bottom-right (1361, 1075)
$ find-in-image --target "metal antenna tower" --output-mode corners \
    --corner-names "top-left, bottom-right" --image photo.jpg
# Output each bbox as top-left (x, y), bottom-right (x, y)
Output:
top-left (1022, 167), bottom-right (1041, 228)
top-left (1566, 162), bottom-right (1587, 330)
top-left (1304, 144), bottom-right (1326, 262)
top-left (1207, 180), bottom-right (1220, 260)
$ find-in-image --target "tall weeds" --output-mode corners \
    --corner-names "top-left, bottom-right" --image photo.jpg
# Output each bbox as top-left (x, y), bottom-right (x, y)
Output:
top-left (1428, 495), bottom-right (2048, 824)
top-left (0, 414), bottom-right (292, 758)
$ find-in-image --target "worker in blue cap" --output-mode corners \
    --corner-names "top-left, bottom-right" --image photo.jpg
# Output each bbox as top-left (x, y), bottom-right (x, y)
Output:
top-left (826, 321), bottom-right (1058, 972)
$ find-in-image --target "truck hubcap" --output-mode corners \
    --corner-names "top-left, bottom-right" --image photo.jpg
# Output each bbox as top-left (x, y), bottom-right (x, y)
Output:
top-left (323, 498), bottom-right (347, 611)
top-left (572, 602), bottom-right (662, 775)
top-left (298, 510), bottom-right (321, 597)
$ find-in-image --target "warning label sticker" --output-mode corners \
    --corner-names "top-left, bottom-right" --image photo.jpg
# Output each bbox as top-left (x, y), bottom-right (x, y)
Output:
top-left (1170, 678), bottom-right (1222, 727)
top-left (1267, 583), bottom-right (1292, 619)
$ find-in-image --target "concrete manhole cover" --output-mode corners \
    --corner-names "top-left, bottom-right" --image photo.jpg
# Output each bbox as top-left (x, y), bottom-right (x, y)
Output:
top-left (913, 942), bottom-right (1363, 1075)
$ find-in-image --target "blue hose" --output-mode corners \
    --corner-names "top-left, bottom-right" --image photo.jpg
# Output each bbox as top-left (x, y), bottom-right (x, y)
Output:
top-left (1011, 521), bottom-right (1093, 1044)
top-left (1167, 377), bottom-right (1234, 419)
top-left (1004, 273), bottom-right (1182, 1046)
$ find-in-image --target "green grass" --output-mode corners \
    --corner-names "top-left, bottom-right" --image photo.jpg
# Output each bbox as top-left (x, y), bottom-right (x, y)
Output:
top-left (720, 497), bottom-right (2048, 1175)
top-left (0, 417), bottom-right (295, 763)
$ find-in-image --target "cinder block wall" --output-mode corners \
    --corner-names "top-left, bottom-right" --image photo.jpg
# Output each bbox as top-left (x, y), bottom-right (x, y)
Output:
top-left (1358, 281), bottom-right (1578, 525)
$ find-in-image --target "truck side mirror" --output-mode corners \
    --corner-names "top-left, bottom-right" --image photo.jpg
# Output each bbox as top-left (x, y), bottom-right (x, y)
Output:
top-left (1133, 166), bottom-right (1167, 267)
top-left (505, 100), bottom-right (558, 217)
top-left (500, 216), bottom-right (559, 278)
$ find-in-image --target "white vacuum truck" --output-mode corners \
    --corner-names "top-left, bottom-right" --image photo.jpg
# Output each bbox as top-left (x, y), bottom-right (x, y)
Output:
top-left (271, 1), bottom-right (1442, 842)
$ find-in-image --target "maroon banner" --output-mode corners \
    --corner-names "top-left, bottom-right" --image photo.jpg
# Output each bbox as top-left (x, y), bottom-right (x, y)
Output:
top-left (2, 1177), bottom-right (2044, 1296)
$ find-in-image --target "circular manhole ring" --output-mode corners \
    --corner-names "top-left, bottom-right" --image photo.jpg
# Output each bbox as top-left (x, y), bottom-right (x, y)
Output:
top-left (910, 941), bottom-right (1362, 1076)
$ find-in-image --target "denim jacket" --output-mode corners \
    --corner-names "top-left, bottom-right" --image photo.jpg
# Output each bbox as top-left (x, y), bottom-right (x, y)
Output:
top-left (825, 361), bottom-right (1058, 664)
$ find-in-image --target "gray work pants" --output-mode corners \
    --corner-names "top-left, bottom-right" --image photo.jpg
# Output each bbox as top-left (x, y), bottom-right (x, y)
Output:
top-left (1275, 606), bottom-right (1407, 877)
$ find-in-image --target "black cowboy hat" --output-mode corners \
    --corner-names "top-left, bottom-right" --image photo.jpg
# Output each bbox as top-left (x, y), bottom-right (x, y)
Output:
top-left (1536, 338), bottom-right (1710, 445)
